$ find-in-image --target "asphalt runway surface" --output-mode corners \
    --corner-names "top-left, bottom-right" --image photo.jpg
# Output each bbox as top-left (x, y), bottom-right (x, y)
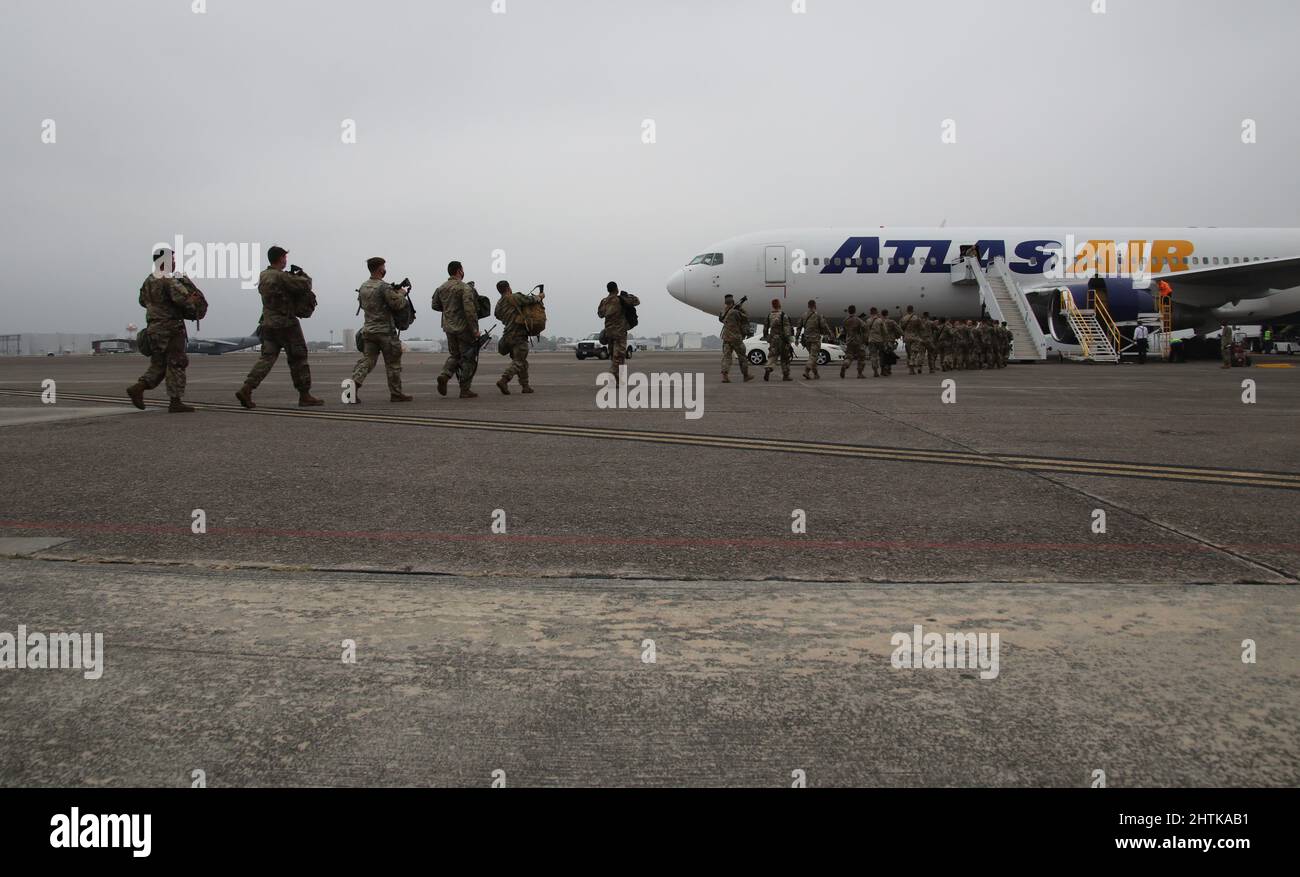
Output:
top-left (0, 350), bottom-right (1296, 785)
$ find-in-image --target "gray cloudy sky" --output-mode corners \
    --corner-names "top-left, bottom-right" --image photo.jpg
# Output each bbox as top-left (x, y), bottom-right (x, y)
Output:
top-left (2, 0), bottom-right (1297, 340)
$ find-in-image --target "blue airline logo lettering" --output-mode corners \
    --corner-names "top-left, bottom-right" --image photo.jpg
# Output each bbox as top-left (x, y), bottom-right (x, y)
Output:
top-left (819, 237), bottom-right (1195, 276)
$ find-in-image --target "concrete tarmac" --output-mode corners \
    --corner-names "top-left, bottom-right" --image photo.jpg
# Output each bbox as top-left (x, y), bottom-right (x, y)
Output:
top-left (0, 351), bottom-right (1296, 785)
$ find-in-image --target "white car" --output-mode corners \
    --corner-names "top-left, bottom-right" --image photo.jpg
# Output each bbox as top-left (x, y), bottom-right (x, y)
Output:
top-left (743, 334), bottom-right (846, 367)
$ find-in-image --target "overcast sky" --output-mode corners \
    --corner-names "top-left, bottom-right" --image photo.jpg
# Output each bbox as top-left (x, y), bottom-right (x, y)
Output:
top-left (2, 0), bottom-right (1297, 340)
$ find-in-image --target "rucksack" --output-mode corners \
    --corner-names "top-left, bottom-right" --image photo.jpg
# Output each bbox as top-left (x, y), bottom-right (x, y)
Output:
top-left (294, 289), bottom-right (318, 319)
top-left (620, 293), bottom-right (638, 330)
top-left (393, 292), bottom-right (416, 331)
top-left (514, 287), bottom-right (547, 336)
top-left (178, 280), bottom-right (208, 322)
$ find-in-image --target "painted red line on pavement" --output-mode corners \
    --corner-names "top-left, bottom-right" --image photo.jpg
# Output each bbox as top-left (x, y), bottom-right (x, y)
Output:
top-left (1, 518), bottom-right (1297, 554)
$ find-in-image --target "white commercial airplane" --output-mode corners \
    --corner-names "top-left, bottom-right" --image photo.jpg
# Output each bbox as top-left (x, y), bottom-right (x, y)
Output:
top-left (665, 228), bottom-right (1300, 341)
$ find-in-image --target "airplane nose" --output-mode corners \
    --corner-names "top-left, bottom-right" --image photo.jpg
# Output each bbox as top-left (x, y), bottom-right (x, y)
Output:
top-left (666, 268), bottom-right (686, 302)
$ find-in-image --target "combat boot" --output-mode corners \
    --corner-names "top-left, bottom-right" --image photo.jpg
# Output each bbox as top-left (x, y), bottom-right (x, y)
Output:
top-left (840, 364), bottom-right (848, 379)
top-left (298, 392), bottom-right (324, 407)
top-left (126, 383), bottom-right (146, 410)
top-left (496, 377), bottom-right (511, 395)
top-left (390, 393), bottom-right (413, 402)
top-left (235, 384), bottom-right (256, 409)
top-left (437, 375), bottom-right (449, 396)
top-left (721, 373), bottom-right (732, 383)
top-left (813, 369), bottom-right (821, 380)
top-left (763, 368), bottom-right (772, 382)
top-left (521, 385), bottom-right (535, 394)
top-left (742, 371), bottom-right (754, 382)
top-left (782, 375), bottom-right (792, 381)
top-left (459, 389), bottom-right (478, 398)
top-left (168, 398), bottom-right (195, 413)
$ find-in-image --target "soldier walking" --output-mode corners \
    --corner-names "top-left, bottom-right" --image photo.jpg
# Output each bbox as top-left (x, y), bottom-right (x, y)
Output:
top-left (899, 305), bottom-right (924, 374)
top-left (763, 299), bottom-right (795, 381)
top-left (797, 299), bottom-right (833, 380)
top-left (434, 261), bottom-right (482, 398)
top-left (494, 280), bottom-right (543, 394)
top-left (235, 245), bottom-right (322, 408)
top-left (598, 282), bottom-right (640, 384)
top-left (719, 294), bottom-right (754, 383)
top-left (841, 306), bottom-right (868, 378)
top-left (866, 307), bottom-right (890, 377)
top-left (350, 257), bottom-right (413, 403)
top-left (127, 247), bottom-right (203, 413)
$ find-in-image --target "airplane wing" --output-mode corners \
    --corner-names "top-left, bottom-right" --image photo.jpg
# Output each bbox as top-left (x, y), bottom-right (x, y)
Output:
top-left (1016, 256), bottom-right (1300, 309)
top-left (1149, 256), bottom-right (1300, 307)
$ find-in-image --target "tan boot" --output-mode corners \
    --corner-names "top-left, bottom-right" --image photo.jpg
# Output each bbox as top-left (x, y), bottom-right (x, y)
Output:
top-left (840, 364), bottom-right (847, 379)
top-left (235, 384), bottom-right (255, 409)
top-left (459, 389), bottom-right (478, 398)
top-left (437, 375), bottom-right (449, 395)
top-left (521, 385), bottom-right (535, 394)
top-left (721, 373), bottom-right (731, 383)
top-left (168, 398), bottom-right (195, 413)
top-left (126, 383), bottom-right (145, 410)
top-left (497, 377), bottom-right (511, 395)
top-left (298, 392), bottom-right (324, 407)
top-left (742, 372), bottom-right (754, 382)
top-left (390, 393), bottom-right (413, 402)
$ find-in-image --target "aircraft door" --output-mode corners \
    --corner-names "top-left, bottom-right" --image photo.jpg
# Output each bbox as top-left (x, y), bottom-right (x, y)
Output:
top-left (765, 246), bottom-right (786, 285)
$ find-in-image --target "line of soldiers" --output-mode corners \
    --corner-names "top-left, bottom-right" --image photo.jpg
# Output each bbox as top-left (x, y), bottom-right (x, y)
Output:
top-left (129, 247), bottom-right (551, 410)
top-left (718, 297), bottom-right (1014, 383)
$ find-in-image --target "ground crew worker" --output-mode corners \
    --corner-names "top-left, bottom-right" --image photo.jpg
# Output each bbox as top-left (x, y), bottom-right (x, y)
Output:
top-left (236, 245), bottom-right (322, 409)
top-left (797, 299), bottom-right (833, 380)
top-left (127, 247), bottom-right (201, 413)
top-left (841, 306), bottom-right (868, 378)
top-left (350, 257), bottom-right (413, 403)
top-left (494, 280), bottom-right (543, 394)
top-left (1220, 324), bottom-right (1234, 369)
top-left (598, 282), bottom-right (639, 384)
top-left (1133, 323), bottom-right (1149, 365)
top-left (899, 305), bottom-right (925, 375)
top-left (434, 260), bottom-right (482, 398)
top-left (764, 299), bottom-right (795, 381)
top-left (719, 294), bottom-right (754, 383)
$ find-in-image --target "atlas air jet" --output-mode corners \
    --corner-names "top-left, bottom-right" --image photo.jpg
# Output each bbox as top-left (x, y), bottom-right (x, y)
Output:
top-left (665, 228), bottom-right (1300, 345)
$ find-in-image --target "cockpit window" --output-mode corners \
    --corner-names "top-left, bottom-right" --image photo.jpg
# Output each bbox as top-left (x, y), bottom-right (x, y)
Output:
top-left (688, 253), bottom-right (724, 266)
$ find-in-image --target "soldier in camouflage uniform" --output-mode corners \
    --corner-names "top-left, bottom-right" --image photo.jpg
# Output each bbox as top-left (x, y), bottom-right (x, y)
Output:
top-left (899, 305), bottom-right (925, 375)
top-left (865, 307), bottom-right (891, 377)
top-left (882, 308), bottom-right (903, 376)
top-left (936, 317), bottom-right (955, 371)
top-left (434, 260), bottom-right (482, 398)
top-left (236, 245), bottom-right (322, 408)
top-left (350, 257), bottom-right (413, 403)
top-left (494, 280), bottom-right (544, 394)
top-left (982, 319), bottom-right (999, 369)
top-left (763, 299), bottom-right (795, 381)
top-left (719, 294), bottom-right (754, 383)
top-left (1220, 323), bottom-right (1234, 368)
top-left (955, 320), bottom-right (973, 369)
top-left (127, 247), bottom-right (201, 413)
top-left (598, 281), bottom-right (640, 384)
top-left (921, 312), bottom-right (939, 373)
top-left (797, 300), bottom-right (833, 380)
top-left (840, 305), bottom-right (868, 378)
